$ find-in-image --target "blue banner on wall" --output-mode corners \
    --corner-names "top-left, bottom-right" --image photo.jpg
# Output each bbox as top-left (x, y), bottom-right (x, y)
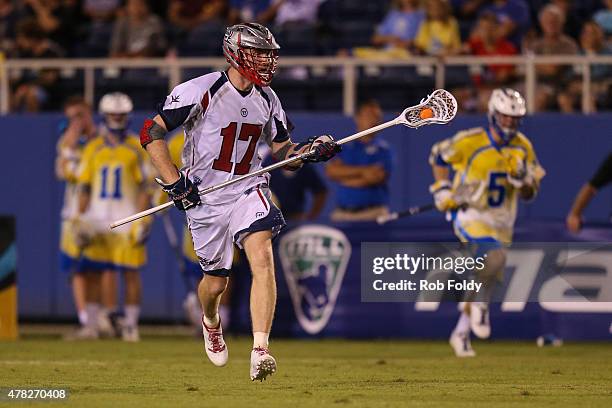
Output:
top-left (0, 113), bottom-right (610, 341)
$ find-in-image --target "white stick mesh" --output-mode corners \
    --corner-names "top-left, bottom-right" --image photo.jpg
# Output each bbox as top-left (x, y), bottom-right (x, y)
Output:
top-left (401, 89), bottom-right (458, 128)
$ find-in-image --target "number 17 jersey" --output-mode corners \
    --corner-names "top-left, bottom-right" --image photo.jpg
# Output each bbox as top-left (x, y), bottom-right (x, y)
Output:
top-left (157, 71), bottom-right (291, 210)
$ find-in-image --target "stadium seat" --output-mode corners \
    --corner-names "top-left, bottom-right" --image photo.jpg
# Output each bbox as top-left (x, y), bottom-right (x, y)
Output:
top-left (76, 22), bottom-right (113, 57)
top-left (273, 25), bottom-right (317, 56)
top-left (179, 21), bottom-right (225, 57)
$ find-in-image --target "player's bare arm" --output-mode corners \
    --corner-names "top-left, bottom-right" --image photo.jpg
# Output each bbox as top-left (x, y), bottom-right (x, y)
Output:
top-left (140, 115), bottom-right (201, 211)
top-left (142, 116), bottom-right (179, 184)
top-left (77, 184), bottom-right (91, 215)
top-left (430, 162), bottom-right (456, 211)
top-left (566, 183), bottom-right (596, 232)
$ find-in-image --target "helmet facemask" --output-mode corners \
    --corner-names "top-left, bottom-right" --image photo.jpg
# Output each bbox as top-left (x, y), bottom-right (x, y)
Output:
top-left (489, 111), bottom-right (523, 143)
top-left (236, 47), bottom-right (278, 87)
top-left (104, 113), bottom-right (130, 137)
top-left (223, 23), bottom-right (280, 87)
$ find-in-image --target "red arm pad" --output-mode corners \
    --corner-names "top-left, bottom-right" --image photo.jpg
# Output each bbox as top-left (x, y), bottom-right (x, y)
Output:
top-left (139, 119), bottom-right (167, 149)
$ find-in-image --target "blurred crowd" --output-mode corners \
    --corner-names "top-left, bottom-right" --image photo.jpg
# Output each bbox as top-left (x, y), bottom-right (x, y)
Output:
top-left (2, 0), bottom-right (612, 112)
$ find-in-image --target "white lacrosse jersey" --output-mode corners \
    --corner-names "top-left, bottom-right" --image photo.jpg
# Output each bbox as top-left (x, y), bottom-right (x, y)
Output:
top-left (157, 71), bottom-right (291, 207)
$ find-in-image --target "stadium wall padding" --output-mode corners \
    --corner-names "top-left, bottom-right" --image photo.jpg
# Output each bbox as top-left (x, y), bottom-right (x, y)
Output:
top-left (0, 113), bottom-right (611, 334)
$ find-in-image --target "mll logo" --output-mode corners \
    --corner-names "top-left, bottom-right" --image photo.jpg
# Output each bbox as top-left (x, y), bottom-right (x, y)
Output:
top-left (279, 225), bottom-right (351, 334)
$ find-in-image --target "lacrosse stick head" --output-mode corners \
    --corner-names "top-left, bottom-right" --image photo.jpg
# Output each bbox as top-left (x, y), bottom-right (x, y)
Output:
top-left (398, 89), bottom-right (458, 129)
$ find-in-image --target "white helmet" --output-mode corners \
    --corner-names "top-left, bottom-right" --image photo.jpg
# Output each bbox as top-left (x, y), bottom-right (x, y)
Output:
top-left (488, 88), bottom-right (526, 142)
top-left (99, 92), bottom-right (133, 133)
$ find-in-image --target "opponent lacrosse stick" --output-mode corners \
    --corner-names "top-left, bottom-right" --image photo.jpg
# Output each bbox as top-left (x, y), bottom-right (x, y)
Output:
top-left (376, 204), bottom-right (435, 225)
top-left (377, 181), bottom-right (485, 225)
top-left (110, 89), bottom-right (458, 229)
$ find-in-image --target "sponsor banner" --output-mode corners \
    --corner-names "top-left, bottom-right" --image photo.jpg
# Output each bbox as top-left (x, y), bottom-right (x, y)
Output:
top-left (273, 224), bottom-right (612, 339)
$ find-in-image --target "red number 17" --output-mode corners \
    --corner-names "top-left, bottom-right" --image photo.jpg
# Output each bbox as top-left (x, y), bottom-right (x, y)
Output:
top-left (212, 122), bottom-right (263, 175)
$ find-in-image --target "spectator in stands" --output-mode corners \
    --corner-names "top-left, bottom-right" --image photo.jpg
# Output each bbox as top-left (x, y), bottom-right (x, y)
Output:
top-left (228, 0), bottom-right (274, 24)
top-left (110, 0), bottom-right (167, 58)
top-left (273, 0), bottom-right (323, 27)
top-left (326, 100), bottom-right (393, 222)
top-left (451, 0), bottom-right (487, 20)
top-left (460, 11), bottom-right (518, 111)
top-left (557, 21), bottom-right (612, 112)
top-left (551, 0), bottom-right (582, 40)
top-left (263, 153), bottom-right (328, 222)
top-left (23, 0), bottom-right (82, 55)
top-left (525, 4), bottom-right (578, 111)
top-left (414, 0), bottom-right (461, 56)
top-left (371, 0), bottom-right (424, 53)
top-left (480, 0), bottom-right (530, 48)
top-left (465, 11), bottom-right (518, 86)
top-left (10, 18), bottom-right (64, 112)
top-left (168, 0), bottom-right (227, 31)
top-left (83, 0), bottom-right (120, 22)
top-left (593, 0), bottom-right (612, 36)
top-left (0, 0), bottom-right (25, 54)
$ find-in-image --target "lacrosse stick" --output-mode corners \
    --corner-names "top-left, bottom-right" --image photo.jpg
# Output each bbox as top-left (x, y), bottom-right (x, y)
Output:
top-left (378, 180), bottom-right (486, 225)
top-left (110, 89), bottom-right (458, 229)
top-left (376, 204), bottom-right (435, 225)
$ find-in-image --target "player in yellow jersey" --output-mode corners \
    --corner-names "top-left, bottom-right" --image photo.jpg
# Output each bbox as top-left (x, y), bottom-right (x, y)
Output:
top-left (429, 88), bottom-right (545, 357)
top-left (77, 93), bottom-right (153, 342)
top-left (166, 131), bottom-right (233, 332)
top-left (55, 96), bottom-right (101, 340)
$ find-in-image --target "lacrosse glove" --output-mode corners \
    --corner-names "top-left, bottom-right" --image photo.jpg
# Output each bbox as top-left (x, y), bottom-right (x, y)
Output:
top-left (430, 180), bottom-right (458, 212)
top-left (503, 153), bottom-right (531, 188)
top-left (303, 135), bottom-right (341, 163)
top-left (156, 171), bottom-right (201, 211)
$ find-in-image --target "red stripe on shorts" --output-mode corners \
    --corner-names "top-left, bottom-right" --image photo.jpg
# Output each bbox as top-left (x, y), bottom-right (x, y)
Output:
top-left (256, 188), bottom-right (269, 210)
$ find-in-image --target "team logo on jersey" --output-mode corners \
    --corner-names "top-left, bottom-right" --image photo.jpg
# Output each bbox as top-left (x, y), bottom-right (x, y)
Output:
top-left (241, 108), bottom-right (248, 117)
top-left (170, 95), bottom-right (180, 104)
top-left (278, 225), bottom-right (351, 334)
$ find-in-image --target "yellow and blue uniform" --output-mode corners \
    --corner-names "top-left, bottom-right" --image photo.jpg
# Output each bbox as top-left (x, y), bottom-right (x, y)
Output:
top-left (430, 127), bottom-right (544, 246)
top-left (77, 134), bottom-right (151, 271)
top-left (168, 132), bottom-right (201, 275)
top-left (57, 132), bottom-right (103, 272)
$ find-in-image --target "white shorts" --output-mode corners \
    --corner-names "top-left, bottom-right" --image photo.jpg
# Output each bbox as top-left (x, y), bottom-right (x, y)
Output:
top-left (186, 184), bottom-right (285, 276)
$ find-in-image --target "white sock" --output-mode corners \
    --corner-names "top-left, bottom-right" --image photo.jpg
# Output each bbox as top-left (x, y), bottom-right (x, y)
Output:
top-left (453, 312), bottom-right (470, 335)
top-left (203, 313), bottom-right (220, 329)
top-left (85, 303), bottom-right (99, 329)
top-left (253, 332), bottom-right (269, 349)
top-left (124, 305), bottom-right (140, 328)
top-left (218, 305), bottom-right (230, 328)
top-left (78, 310), bottom-right (88, 327)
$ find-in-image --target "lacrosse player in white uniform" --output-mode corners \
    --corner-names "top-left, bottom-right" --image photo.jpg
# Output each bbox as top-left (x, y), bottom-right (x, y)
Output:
top-left (139, 23), bottom-right (341, 381)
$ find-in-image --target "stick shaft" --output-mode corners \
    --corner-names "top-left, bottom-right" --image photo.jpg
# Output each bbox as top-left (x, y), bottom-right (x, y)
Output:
top-left (110, 200), bottom-right (174, 229)
top-left (110, 117), bottom-right (400, 229)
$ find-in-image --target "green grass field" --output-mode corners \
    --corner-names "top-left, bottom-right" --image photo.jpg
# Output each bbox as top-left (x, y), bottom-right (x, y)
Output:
top-left (1, 333), bottom-right (611, 407)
